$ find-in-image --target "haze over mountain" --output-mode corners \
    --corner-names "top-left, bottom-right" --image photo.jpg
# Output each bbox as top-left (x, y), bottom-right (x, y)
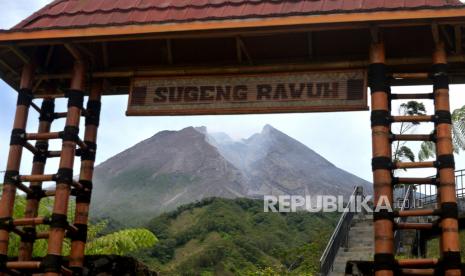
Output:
top-left (91, 125), bottom-right (371, 224)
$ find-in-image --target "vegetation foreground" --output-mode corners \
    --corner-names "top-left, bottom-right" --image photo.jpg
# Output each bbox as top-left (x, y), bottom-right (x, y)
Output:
top-left (4, 193), bottom-right (338, 275)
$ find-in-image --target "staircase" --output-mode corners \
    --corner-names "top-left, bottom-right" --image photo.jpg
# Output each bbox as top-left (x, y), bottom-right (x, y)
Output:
top-left (329, 214), bottom-right (374, 276)
top-left (320, 169), bottom-right (465, 275)
top-left (319, 187), bottom-right (367, 276)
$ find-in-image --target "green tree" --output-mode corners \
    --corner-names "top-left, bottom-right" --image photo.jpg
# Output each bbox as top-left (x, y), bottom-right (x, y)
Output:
top-left (418, 105), bottom-right (465, 161)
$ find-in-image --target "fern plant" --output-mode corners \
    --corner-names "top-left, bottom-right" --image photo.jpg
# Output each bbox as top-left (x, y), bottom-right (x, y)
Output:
top-left (4, 193), bottom-right (157, 257)
top-left (86, 227), bottom-right (157, 255)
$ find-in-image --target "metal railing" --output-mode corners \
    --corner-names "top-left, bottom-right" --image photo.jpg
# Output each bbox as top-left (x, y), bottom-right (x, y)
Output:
top-left (394, 184), bottom-right (414, 253)
top-left (415, 169), bottom-right (465, 206)
top-left (319, 186), bottom-right (364, 275)
top-left (393, 169), bottom-right (464, 254)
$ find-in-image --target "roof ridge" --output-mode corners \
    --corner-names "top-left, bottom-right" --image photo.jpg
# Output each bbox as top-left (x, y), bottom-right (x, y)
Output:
top-left (13, 0), bottom-right (67, 29)
top-left (8, 5), bottom-right (465, 33)
top-left (25, 0), bottom-right (297, 16)
top-left (9, 0), bottom-right (465, 32)
top-left (13, 0), bottom-right (299, 29)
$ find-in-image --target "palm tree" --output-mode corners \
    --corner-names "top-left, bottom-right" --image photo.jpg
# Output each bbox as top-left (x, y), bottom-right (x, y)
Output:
top-left (392, 101), bottom-right (427, 164)
top-left (418, 105), bottom-right (465, 161)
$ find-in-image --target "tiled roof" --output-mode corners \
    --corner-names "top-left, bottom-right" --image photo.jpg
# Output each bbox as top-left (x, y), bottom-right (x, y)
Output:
top-left (12, 0), bottom-right (465, 31)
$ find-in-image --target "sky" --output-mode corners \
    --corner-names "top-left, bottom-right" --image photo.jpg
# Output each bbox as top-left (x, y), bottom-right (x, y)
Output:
top-left (0, 1), bottom-right (464, 184)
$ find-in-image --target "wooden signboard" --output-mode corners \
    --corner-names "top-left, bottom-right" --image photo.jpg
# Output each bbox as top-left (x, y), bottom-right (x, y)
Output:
top-left (127, 70), bottom-right (368, 116)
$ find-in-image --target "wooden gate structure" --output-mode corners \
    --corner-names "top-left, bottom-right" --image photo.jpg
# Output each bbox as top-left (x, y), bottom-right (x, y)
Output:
top-left (0, 1), bottom-right (465, 275)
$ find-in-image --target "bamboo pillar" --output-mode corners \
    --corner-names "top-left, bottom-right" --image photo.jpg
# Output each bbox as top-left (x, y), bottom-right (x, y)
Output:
top-left (43, 61), bottom-right (86, 276)
top-left (432, 42), bottom-right (461, 276)
top-left (0, 64), bottom-right (35, 275)
top-left (19, 98), bottom-right (55, 261)
top-left (69, 82), bottom-right (102, 274)
top-left (369, 42), bottom-right (395, 276)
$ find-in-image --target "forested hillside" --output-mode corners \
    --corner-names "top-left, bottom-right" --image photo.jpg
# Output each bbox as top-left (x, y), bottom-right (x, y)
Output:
top-left (135, 198), bottom-right (339, 275)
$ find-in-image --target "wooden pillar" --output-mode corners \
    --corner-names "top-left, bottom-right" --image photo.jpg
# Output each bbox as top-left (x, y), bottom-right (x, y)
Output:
top-left (432, 42), bottom-right (461, 276)
top-left (18, 98), bottom-right (55, 261)
top-left (69, 82), bottom-right (102, 274)
top-left (43, 61), bottom-right (86, 276)
top-left (0, 63), bottom-right (34, 275)
top-left (369, 42), bottom-right (395, 276)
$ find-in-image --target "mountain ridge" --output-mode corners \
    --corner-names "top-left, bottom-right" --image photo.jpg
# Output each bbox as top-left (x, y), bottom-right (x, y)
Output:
top-left (91, 125), bottom-right (371, 225)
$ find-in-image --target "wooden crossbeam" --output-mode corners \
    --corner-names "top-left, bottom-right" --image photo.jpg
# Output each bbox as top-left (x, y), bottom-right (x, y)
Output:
top-left (236, 36), bottom-right (252, 65)
top-left (0, 58), bottom-right (18, 76)
top-left (8, 45), bottom-right (30, 64)
top-left (65, 43), bottom-right (83, 61)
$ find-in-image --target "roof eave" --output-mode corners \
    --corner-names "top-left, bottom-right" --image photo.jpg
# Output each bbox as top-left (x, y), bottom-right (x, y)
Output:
top-left (1, 8), bottom-right (465, 43)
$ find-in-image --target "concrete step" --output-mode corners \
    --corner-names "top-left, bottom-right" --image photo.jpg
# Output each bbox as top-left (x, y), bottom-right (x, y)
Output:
top-left (348, 235), bottom-right (373, 240)
top-left (349, 226), bottom-right (373, 231)
top-left (354, 215), bottom-right (373, 221)
top-left (349, 232), bottom-right (373, 239)
top-left (348, 242), bottom-right (374, 248)
top-left (334, 251), bottom-right (373, 258)
top-left (326, 214), bottom-right (375, 275)
top-left (348, 237), bottom-right (373, 243)
top-left (329, 266), bottom-right (346, 275)
top-left (348, 233), bottom-right (374, 239)
top-left (355, 214), bottom-right (373, 219)
top-left (351, 222), bottom-right (373, 228)
top-left (346, 246), bottom-right (374, 252)
top-left (334, 253), bottom-right (373, 261)
top-left (352, 222), bottom-right (372, 225)
top-left (349, 234), bottom-right (374, 241)
top-left (353, 218), bottom-right (373, 223)
top-left (329, 269), bottom-right (345, 276)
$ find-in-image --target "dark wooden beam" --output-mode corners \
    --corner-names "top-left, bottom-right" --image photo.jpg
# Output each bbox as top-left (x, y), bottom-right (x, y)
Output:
top-left (75, 44), bottom-right (96, 65)
top-left (102, 42), bottom-right (109, 68)
top-left (65, 43), bottom-right (83, 60)
top-left (8, 20), bottom-right (464, 47)
top-left (455, 25), bottom-right (462, 54)
top-left (440, 25), bottom-right (453, 50)
top-left (44, 45), bottom-right (54, 68)
top-left (432, 23), bottom-right (440, 44)
top-left (0, 48), bottom-right (10, 56)
top-left (8, 45), bottom-right (30, 64)
top-left (236, 36), bottom-right (252, 65)
top-left (0, 58), bottom-right (19, 76)
top-left (307, 32), bottom-right (314, 59)
top-left (32, 78), bottom-right (43, 93)
top-left (0, 65), bottom-right (18, 91)
top-left (35, 54), bottom-right (465, 81)
top-left (370, 25), bottom-right (380, 44)
top-left (166, 39), bottom-right (173, 65)
top-left (236, 36), bottom-right (242, 63)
